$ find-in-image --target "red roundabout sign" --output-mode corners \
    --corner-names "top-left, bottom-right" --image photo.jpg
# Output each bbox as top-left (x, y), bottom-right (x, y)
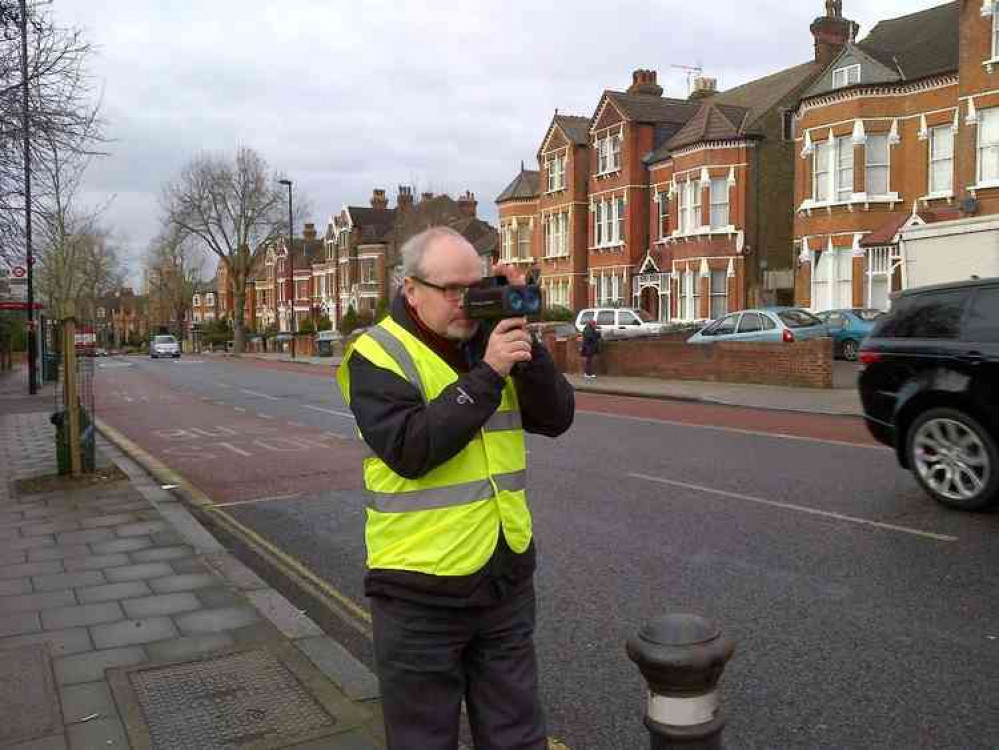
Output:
top-left (11, 266), bottom-right (26, 278)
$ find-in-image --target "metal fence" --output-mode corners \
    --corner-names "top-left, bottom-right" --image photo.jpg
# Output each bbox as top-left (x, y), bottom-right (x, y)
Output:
top-left (45, 315), bottom-right (97, 474)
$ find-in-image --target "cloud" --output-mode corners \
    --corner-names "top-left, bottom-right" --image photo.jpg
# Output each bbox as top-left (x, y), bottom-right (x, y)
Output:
top-left (51, 0), bottom-right (945, 282)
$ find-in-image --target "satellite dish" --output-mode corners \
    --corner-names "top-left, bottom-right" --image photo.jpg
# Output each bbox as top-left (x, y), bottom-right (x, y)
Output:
top-left (960, 197), bottom-right (979, 215)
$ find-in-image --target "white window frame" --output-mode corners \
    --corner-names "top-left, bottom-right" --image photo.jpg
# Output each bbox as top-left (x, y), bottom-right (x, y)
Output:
top-left (709, 269), bottom-right (728, 319)
top-left (502, 224), bottom-right (514, 261)
top-left (692, 180), bottom-right (703, 230)
top-left (206, 293), bottom-right (215, 306)
top-left (596, 133), bottom-right (622, 175)
top-left (547, 153), bottom-right (565, 192)
top-left (709, 177), bottom-right (729, 229)
top-left (865, 133), bottom-right (890, 197)
top-left (611, 134), bottom-right (622, 172)
top-left (832, 64), bottom-right (861, 89)
top-left (616, 196), bottom-right (625, 245)
top-left (993, 8), bottom-right (999, 61)
top-left (594, 203), bottom-right (603, 246)
top-left (835, 136), bottom-right (853, 201)
top-left (657, 193), bottom-right (669, 239)
top-left (977, 107), bottom-right (999, 185)
top-left (813, 140), bottom-right (831, 202)
top-left (517, 223), bottom-right (531, 260)
top-left (929, 125), bottom-right (954, 195)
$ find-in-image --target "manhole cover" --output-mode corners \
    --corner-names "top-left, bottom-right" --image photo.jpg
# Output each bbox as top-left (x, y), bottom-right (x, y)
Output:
top-left (0, 645), bottom-right (61, 745)
top-left (120, 647), bottom-right (337, 750)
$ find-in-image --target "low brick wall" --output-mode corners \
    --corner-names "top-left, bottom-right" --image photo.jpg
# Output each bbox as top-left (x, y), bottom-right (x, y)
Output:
top-left (547, 334), bottom-right (833, 389)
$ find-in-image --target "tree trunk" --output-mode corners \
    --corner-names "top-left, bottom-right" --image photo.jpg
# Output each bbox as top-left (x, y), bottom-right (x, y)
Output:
top-left (233, 289), bottom-right (246, 355)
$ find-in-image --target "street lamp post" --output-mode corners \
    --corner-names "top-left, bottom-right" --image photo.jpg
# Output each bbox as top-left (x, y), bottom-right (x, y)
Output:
top-left (278, 179), bottom-right (295, 358)
top-left (20, 0), bottom-right (36, 394)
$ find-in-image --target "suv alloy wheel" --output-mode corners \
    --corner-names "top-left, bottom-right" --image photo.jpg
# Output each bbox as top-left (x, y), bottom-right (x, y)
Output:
top-left (906, 407), bottom-right (999, 511)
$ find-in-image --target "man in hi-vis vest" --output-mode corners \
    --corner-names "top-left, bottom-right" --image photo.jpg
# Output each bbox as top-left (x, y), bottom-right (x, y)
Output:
top-left (338, 226), bottom-right (574, 749)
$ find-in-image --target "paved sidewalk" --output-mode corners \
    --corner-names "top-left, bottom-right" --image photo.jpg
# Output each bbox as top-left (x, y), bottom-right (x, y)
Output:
top-left (0, 372), bottom-right (384, 749)
top-left (220, 351), bottom-right (863, 417)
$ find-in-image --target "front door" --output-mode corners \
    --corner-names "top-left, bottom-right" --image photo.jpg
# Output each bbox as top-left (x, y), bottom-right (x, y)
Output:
top-left (640, 287), bottom-right (659, 320)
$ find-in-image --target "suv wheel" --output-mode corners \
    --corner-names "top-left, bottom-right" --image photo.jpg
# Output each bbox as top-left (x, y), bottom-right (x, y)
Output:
top-left (841, 338), bottom-right (859, 361)
top-left (906, 408), bottom-right (999, 511)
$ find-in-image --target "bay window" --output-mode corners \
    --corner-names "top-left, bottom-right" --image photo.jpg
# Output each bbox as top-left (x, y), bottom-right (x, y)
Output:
top-left (929, 125), bottom-right (954, 195)
top-left (977, 107), bottom-right (999, 184)
top-left (865, 134), bottom-right (890, 196)
top-left (709, 177), bottom-right (729, 228)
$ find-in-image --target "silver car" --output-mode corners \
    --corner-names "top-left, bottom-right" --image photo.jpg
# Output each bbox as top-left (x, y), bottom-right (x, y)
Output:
top-left (150, 335), bottom-right (181, 359)
top-left (687, 308), bottom-right (827, 344)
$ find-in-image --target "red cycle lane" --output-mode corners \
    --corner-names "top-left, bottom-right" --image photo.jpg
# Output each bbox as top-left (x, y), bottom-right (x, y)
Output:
top-left (95, 363), bottom-right (365, 504)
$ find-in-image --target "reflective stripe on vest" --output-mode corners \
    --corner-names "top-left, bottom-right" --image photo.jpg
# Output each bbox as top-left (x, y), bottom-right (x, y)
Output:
top-left (366, 469), bottom-right (527, 513)
top-left (365, 325), bottom-right (426, 402)
top-left (484, 410), bottom-right (521, 432)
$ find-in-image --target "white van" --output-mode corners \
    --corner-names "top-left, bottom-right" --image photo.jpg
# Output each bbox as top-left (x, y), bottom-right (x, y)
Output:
top-left (574, 308), bottom-right (666, 338)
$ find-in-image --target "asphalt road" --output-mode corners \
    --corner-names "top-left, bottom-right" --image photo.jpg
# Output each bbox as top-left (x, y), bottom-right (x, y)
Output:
top-left (94, 354), bottom-right (999, 750)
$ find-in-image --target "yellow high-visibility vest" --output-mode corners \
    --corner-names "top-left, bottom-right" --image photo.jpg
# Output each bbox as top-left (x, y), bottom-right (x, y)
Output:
top-left (337, 316), bottom-right (531, 576)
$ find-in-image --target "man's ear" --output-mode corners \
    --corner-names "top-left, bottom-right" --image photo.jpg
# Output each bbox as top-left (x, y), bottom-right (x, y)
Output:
top-left (403, 278), bottom-right (418, 307)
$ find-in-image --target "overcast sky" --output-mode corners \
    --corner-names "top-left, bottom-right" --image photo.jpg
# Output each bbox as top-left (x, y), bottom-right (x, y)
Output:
top-left (52, 0), bottom-right (945, 282)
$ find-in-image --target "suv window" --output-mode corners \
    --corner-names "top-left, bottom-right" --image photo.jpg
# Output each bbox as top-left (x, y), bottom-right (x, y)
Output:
top-left (876, 290), bottom-right (968, 340)
top-left (618, 311), bottom-right (641, 326)
top-left (578, 311), bottom-right (594, 325)
top-left (596, 311), bottom-right (615, 326)
top-left (963, 286), bottom-right (999, 343)
top-left (154, 336), bottom-right (176, 344)
top-left (777, 310), bottom-right (823, 329)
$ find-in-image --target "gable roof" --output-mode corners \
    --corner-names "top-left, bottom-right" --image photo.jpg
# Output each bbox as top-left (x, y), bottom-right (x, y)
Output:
top-left (347, 206), bottom-right (397, 242)
top-left (601, 91), bottom-right (701, 125)
top-left (714, 60), bottom-right (822, 129)
top-left (859, 1), bottom-right (958, 83)
top-left (554, 115), bottom-right (590, 145)
top-left (496, 169), bottom-right (540, 202)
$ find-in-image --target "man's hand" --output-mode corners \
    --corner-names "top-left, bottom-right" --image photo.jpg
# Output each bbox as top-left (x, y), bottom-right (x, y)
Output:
top-left (492, 262), bottom-right (528, 286)
top-left (483, 317), bottom-right (532, 377)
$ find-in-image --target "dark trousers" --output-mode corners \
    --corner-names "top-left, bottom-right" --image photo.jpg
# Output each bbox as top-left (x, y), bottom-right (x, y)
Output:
top-left (583, 353), bottom-right (594, 376)
top-left (370, 585), bottom-right (547, 750)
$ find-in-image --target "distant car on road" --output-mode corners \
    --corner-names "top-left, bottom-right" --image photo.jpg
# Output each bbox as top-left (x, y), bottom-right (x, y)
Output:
top-left (687, 307), bottom-right (827, 344)
top-left (859, 277), bottom-right (999, 511)
top-left (815, 308), bottom-right (884, 361)
top-left (574, 308), bottom-right (666, 338)
top-left (149, 335), bottom-right (180, 359)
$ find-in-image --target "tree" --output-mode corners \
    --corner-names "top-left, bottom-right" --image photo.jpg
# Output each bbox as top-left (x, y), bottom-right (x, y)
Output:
top-left (0, 2), bottom-right (106, 260)
top-left (162, 146), bottom-right (309, 355)
top-left (144, 227), bottom-right (204, 338)
top-left (374, 298), bottom-right (389, 323)
top-left (297, 318), bottom-right (315, 335)
top-left (316, 315), bottom-right (332, 332)
top-left (340, 304), bottom-right (358, 335)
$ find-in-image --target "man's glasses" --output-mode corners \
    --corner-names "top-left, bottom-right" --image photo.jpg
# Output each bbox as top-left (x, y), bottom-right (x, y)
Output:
top-left (411, 277), bottom-right (469, 301)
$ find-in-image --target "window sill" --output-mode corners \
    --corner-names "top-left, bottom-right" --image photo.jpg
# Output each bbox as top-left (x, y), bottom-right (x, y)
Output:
top-left (544, 188), bottom-right (567, 195)
top-left (918, 192), bottom-right (954, 204)
top-left (799, 194), bottom-right (900, 213)
top-left (670, 226), bottom-right (737, 240)
top-left (542, 254), bottom-right (572, 260)
top-left (589, 243), bottom-right (625, 252)
top-left (970, 181), bottom-right (999, 193)
top-left (595, 169), bottom-right (622, 179)
top-left (984, 58), bottom-right (999, 74)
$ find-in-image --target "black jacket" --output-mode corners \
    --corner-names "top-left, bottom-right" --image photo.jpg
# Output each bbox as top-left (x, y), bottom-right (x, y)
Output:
top-left (347, 293), bottom-right (575, 607)
top-left (581, 324), bottom-right (601, 356)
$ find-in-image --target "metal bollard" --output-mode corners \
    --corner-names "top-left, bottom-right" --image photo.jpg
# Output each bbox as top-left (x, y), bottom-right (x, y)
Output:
top-left (627, 613), bottom-right (735, 749)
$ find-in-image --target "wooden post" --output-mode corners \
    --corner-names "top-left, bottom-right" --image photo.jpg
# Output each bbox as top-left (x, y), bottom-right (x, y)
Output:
top-left (63, 316), bottom-right (81, 476)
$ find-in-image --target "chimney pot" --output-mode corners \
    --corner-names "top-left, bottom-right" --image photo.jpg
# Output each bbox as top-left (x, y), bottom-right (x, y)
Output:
top-left (627, 68), bottom-right (663, 97)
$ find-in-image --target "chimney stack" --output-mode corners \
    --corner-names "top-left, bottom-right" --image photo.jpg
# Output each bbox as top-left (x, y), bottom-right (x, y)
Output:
top-left (303, 223), bottom-right (317, 242)
top-left (371, 188), bottom-right (388, 210)
top-left (627, 69), bottom-right (664, 97)
top-left (421, 191), bottom-right (435, 202)
top-left (457, 191), bottom-right (477, 219)
top-left (688, 76), bottom-right (717, 101)
top-left (397, 185), bottom-right (414, 212)
top-left (810, 1), bottom-right (857, 67)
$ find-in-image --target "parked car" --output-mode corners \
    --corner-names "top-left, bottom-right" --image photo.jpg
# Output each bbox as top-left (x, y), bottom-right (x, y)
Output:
top-left (574, 308), bottom-right (666, 338)
top-left (687, 307), bottom-right (827, 344)
top-left (149, 335), bottom-right (180, 359)
top-left (815, 308), bottom-right (884, 361)
top-left (858, 277), bottom-right (999, 511)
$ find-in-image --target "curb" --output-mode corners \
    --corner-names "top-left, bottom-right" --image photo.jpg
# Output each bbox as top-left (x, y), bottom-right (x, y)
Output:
top-left (94, 417), bottom-right (374, 642)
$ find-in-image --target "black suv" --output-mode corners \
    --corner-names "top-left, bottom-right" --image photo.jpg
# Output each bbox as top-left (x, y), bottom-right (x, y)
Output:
top-left (859, 278), bottom-right (999, 511)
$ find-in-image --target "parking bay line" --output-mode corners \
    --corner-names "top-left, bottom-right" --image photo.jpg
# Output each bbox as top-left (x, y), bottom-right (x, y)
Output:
top-left (628, 472), bottom-right (958, 543)
top-left (241, 389), bottom-right (279, 401)
top-left (212, 492), bottom-right (303, 508)
top-left (303, 405), bottom-right (355, 420)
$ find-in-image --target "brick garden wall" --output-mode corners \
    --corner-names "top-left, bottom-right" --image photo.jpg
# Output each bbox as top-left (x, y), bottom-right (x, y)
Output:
top-left (546, 333), bottom-right (833, 388)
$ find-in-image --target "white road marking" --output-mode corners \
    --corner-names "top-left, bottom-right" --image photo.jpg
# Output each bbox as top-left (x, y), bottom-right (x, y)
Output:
top-left (217, 382), bottom-right (231, 388)
top-left (234, 407), bottom-right (247, 413)
top-left (217, 442), bottom-right (253, 457)
top-left (287, 421), bottom-right (307, 428)
top-left (304, 405), bottom-right (355, 420)
top-left (242, 389), bottom-right (278, 401)
top-left (257, 413), bottom-right (274, 420)
top-left (213, 492), bottom-right (303, 508)
top-left (578, 409), bottom-right (889, 451)
top-left (628, 472), bottom-right (957, 543)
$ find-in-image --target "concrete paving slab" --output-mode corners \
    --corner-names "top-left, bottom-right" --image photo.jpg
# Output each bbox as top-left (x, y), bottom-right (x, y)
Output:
top-left (58, 680), bottom-right (117, 724)
top-left (0, 550), bottom-right (28, 565)
top-left (89, 537), bottom-right (153, 555)
top-left (5, 536), bottom-right (56, 552)
top-left (115, 520), bottom-right (168, 537)
top-left (77, 513), bottom-right (141, 529)
top-left (0, 560), bottom-right (64, 580)
top-left (148, 573), bottom-right (220, 594)
top-left (193, 587), bottom-right (246, 609)
top-left (296, 637), bottom-right (380, 702)
top-left (174, 606), bottom-right (261, 635)
top-left (144, 633), bottom-right (235, 662)
top-left (53, 646), bottom-right (147, 686)
top-left (2, 732), bottom-right (67, 749)
top-left (54, 529), bottom-right (114, 546)
top-left (0, 578), bottom-right (32, 597)
top-left (91, 616), bottom-right (178, 649)
top-left (62, 554), bottom-right (129, 572)
top-left (41, 602), bottom-right (124, 630)
top-left (76, 581), bottom-right (151, 605)
top-left (31, 570), bottom-right (105, 593)
top-left (130, 545), bottom-right (194, 563)
top-left (0, 627), bottom-right (93, 657)
top-left (104, 562), bottom-right (174, 582)
top-left (65, 715), bottom-right (129, 750)
top-left (20, 520), bottom-right (81, 537)
top-left (0, 611), bottom-right (42, 637)
top-left (0, 590), bottom-right (76, 615)
top-left (0, 526), bottom-right (23, 540)
top-left (246, 589), bottom-right (323, 639)
top-left (27, 546), bottom-right (88, 562)
top-left (168, 557), bottom-right (212, 575)
top-left (122, 592), bottom-right (201, 619)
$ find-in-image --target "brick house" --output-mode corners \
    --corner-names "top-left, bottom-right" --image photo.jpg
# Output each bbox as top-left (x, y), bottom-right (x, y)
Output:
top-left (96, 289), bottom-right (148, 348)
top-left (790, 1), bottom-right (999, 310)
top-left (190, 282), bottom-right (217, 325)
top-left (496, 166), bottom-right (540, 279)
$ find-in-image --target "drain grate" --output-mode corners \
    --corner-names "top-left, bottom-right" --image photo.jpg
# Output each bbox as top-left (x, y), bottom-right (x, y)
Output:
top-left (125, 648), bottom-right (337, 749)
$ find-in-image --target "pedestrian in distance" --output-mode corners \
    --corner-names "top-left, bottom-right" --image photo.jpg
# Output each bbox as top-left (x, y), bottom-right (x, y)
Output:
top-left (581, 318), bottom-right (601, 379)
top-left (337, 226), bottom-right (575, 750)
